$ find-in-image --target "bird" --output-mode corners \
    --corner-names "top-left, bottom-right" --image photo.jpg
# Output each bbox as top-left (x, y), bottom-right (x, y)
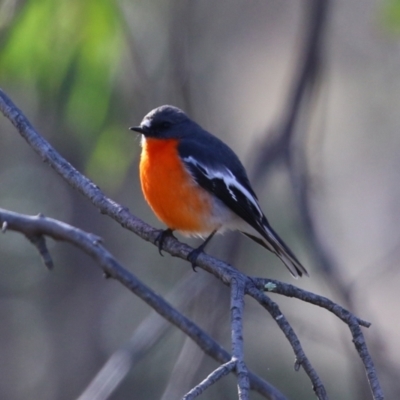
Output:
top-left (130, 105), bottom-right (308, 278)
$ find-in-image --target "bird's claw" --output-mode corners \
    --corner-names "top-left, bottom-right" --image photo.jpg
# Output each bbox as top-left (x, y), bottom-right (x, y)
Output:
top-left (187, 248), bottom-right (203, 272)
top-left (155, 228), bottom-right (175, 255)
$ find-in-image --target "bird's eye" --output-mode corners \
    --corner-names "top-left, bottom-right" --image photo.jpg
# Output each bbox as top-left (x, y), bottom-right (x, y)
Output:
top-left (161, 122), bottom-right (171, 129)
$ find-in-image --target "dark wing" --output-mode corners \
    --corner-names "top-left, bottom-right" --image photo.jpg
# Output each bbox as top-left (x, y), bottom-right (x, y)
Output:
top-left (178, 134), bottom-right (308, 278)
top-left (178, 135), bottom-right (267, 237)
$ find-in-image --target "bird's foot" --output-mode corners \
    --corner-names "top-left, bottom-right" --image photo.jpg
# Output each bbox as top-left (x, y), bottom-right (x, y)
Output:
top-left (155, 228), bottom-right (175, 255)
top-left (187, 248), bottom-right (204, 272)
top-left (187, 241), bottom-right (210, 272)
top-left (187, 230), bottom-right (217, 271)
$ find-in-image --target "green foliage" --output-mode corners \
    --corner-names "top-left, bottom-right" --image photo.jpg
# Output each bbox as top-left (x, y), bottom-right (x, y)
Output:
top-left (86, 124), bottom-right (138, 192)
top-left (381, 0), bottom-right (400, 32)
top-left (0, 0), bottom-right (132, 192)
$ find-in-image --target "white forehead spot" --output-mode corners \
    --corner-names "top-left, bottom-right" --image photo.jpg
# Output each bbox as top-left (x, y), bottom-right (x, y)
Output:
top-left (141, 118), bottom-right (151, 128)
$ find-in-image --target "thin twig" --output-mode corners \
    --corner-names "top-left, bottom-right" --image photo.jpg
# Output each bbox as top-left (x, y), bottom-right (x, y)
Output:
top-left (160, 278), bottom-right (225, 400)
top-left (0, 89), bottom-right (383, 399)
top-left (246, 2), bottom-right (385, 398)
top-left (162, 335), bottom-right (207, 399)
top-left (231, 277), bottom-right (250, 400)
top-left (256, 278), bottom-right (371, 328)
top-left (250, 279), bottom-right (383, 400)
top-left (77, 272), bottom-right (202, 400)
top-left (27, 232), bottom-right (54, 270)
top-left (0, 207), bottom-right (285, 400)
top-left (347, 315), bottom-right (384, 400)
top-left (246, 285), bottom-right (328, 400)
top-left (251, 278), bottom-right (384, 400)
top-left (182, 359), bottom-right (237, 400)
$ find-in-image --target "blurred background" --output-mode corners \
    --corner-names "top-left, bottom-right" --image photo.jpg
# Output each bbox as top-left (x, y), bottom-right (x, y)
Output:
top-left (0, 0), bottom-right (400, 399)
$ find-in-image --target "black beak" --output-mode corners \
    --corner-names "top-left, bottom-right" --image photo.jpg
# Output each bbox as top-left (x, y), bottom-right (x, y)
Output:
top-left (129, 126), bottom-right (147, 134)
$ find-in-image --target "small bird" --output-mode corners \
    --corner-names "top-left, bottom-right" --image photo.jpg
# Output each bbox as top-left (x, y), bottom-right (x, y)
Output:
top-left (130, 105), bottom-right (308, 278)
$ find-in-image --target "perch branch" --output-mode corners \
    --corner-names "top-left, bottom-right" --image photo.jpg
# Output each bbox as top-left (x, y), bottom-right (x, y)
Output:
top-left (0, 208), bottom-right (285, 400)
top-left (0, 89), bottom-right (383, 399)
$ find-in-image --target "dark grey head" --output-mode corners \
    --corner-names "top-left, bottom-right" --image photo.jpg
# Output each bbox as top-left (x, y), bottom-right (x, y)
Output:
top-left (130, 105), bottom-right (191, 139)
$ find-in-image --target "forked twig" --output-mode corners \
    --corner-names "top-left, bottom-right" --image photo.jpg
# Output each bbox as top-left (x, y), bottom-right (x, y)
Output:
top-left (0, 89), bottom-right (383, 399)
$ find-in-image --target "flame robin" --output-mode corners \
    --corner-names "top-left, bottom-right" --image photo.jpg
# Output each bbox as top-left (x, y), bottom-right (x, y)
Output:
top-left (130, 105), bottom-right (308, 277)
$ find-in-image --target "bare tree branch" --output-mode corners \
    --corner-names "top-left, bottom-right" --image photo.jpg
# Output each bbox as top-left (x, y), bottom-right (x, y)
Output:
top-left (257, 279), bottom-right (370, 328)
top-left (182, 359), bottom-right (237, 400)
top-left (0, 89), bottom-right (383, 399)
top-left (77, 272), bottom-right (202, 400)
top-left (253, 280), bottom-right (383, 400)
top-left (159, 282), bottom-right (223, 400)
top-left (231, 277), bottom-right (250, 399)
top-left (0, 89), bottom-right (230, 282)
top-left (0, 207), bottom-right (285, 400)
top-left (247, 285), bottom-right (328, 400)
top-left (243, 1), bottom-right (387, 397)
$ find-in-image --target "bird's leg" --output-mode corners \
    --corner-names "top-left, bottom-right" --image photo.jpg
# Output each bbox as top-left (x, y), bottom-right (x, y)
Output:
top-left (187, 230), bottom-right (217, 271)
top-left (155, 228), bottom-right (175, 256)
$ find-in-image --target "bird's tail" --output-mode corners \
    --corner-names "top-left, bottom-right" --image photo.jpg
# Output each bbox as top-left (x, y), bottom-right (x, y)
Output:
top-left (242, 224), bottom-right (308, 278)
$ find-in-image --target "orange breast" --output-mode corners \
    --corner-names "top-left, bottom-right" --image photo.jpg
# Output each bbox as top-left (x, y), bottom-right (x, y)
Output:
top-left (140, 138), bottom-right (214, 234)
